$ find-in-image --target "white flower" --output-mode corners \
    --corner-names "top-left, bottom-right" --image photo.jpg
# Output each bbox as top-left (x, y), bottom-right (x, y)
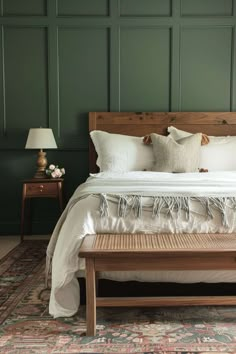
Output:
top-left (47, 163), bottom-right (65, 177)
top-left (54, 168), bottom-right (62, 177)
top-left (49, 164), bottom-right (55, 170)
top-left (51, 171), bottom-right (57, 178)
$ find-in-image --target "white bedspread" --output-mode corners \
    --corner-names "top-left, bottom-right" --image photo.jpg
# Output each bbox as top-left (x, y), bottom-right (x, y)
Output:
top-left (47, 171), bottom-right (236, 318)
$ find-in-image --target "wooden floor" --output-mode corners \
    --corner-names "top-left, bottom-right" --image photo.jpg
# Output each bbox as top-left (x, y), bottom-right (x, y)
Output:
top-left (0, 235), bottom-right (50, 259)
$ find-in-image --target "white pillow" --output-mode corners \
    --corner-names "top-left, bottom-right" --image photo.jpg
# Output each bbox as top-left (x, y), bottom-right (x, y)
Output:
top-left (90, 130), bottom-right (154, 172)
top-left (168, 126), bottom-right (236, 171)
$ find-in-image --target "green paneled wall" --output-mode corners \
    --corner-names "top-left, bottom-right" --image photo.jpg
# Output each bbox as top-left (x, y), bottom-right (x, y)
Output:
top-left (1, 0), bottom-right (236, 235)
top-left (58, 28), bottom-right (109, 138)
top-left (180, 27), bottom-right (233, 111)
top-left (120, 0), bottom-right (171, 16)
top-left (3, 0), bottom-right (47, 16)
top-left (120, 28), bottom-right (170, 111)
top-left (57, 0), bottom-right (109, 16)
top-left (4, 27), bottom-right (48, 132)
top-left (180, 0), bottom-right (233, 16)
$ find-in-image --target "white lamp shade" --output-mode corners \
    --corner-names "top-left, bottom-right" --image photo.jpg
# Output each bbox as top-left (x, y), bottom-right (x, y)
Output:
top-left (25, 128), bottom-right (57, 149)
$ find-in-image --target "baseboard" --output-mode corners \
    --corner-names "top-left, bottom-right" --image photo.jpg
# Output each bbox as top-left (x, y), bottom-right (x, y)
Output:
top-left (0, 219), bottom-right (57, 236)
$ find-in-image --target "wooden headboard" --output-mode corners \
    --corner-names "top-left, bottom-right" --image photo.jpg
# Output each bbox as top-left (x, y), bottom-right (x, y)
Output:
top-left (89, 112), bottom-right (236, 173)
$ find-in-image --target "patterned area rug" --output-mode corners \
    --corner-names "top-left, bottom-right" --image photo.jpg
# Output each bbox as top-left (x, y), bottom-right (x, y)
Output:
top-left (0, 240), bottom-right (236, 354)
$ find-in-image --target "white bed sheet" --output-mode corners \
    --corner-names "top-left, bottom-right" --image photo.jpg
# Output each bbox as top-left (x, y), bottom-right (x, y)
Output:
top-left (47, 171), bottom-right (236, 318)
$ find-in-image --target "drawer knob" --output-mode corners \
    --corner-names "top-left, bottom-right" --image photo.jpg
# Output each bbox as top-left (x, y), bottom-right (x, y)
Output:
top-left (39, 185), bottom-right (44, 189)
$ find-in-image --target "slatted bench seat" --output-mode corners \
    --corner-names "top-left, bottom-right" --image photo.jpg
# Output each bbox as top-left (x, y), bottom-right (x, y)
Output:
top-left (79, 233), bottom-right (236, 336)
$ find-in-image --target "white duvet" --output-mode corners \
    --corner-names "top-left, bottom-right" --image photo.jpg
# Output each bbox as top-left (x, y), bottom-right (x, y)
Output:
top-left (47, 171), bottom-right (236, 318)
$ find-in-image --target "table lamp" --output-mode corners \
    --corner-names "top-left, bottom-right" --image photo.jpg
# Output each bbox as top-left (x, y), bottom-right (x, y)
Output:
top-left (25, 128), bottom-right (57, 178)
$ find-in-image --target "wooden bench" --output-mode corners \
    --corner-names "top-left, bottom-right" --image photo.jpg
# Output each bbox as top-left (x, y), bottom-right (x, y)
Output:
top-left (79, 233), bottom-right (236, 336)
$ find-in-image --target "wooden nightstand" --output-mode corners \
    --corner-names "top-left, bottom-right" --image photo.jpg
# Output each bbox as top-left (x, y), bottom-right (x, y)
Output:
top-left (20, 178), bottom-right (64, 241)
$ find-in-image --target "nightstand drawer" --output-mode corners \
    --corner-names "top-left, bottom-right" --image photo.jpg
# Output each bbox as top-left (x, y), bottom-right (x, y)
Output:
top-left (26, 182), bottom-right (58, 197)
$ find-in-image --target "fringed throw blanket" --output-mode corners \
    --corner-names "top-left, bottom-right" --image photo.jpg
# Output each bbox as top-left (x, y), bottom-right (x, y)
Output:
top-left (99, 194), bottom-right (236, 228)
top-left (47, 171), bottom-right (236, 318)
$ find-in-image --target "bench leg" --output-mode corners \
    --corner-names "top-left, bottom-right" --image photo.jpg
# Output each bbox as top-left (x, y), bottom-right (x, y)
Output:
top-left (86, 258), bottom-right (96, 336)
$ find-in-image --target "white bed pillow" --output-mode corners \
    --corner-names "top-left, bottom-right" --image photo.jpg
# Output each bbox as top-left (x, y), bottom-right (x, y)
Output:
top-left (90, 130), bottom-right (154, 172)
top-left (168, 126), bottom-right (236, 171)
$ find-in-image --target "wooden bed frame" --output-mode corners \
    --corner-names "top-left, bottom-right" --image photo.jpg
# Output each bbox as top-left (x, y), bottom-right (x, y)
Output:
top-left (84, 111), bottom-right (236, 334)
top-left (89, 111), bottom-right (236, 172)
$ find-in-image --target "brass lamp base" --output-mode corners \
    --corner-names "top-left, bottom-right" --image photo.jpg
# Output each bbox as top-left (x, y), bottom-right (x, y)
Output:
top-left (34, 149), bottom-right (47, 179)
top-left (34, 170), bottom-right (47, 178)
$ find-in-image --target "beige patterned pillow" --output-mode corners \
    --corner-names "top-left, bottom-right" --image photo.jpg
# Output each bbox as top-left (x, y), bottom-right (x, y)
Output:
top-left (150, 133), bottom-right (202, 173)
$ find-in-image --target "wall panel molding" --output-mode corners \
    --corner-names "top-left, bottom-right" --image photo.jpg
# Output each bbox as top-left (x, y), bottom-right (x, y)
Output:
top-left (179, 26), bottom-right (233, 111)
top-left (2, 0), bottom-right (47, 17)
top-left (2, 26), bottom-right (48, 140)
top-left (119, 0), bottom-right (172, 17)
top-left (119, 27), bottom-right (171, 111)
top-left (57, 0), bottom-right (109, 17)
top-left (0, 3), bottom-right (235, 147)
top-left (0, 25), bottom-right (5, 137)
top-left (0, 0), bottom-right (236, 234)
top-left (232, 24), bottom-right (236, 111)
top-left (57, 26), bottom-right (109, 148)
top-left (180, 0), bottom-right (233, 17)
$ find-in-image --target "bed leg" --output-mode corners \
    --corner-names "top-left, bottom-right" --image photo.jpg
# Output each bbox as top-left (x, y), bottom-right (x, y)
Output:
top-left (85, 258), bottom-right (96, 336)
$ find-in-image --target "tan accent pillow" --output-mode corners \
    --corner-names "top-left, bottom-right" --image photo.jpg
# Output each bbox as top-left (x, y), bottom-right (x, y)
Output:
top-left (143, 132), bottom-right (209, 146)
top-left (150, 133), bottom-right (202, 173)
